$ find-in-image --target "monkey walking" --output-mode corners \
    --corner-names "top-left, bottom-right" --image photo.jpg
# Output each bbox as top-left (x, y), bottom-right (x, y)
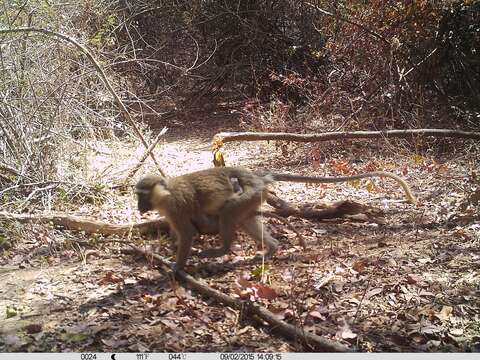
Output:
top-left (135, 167), bottom-right (416, 271)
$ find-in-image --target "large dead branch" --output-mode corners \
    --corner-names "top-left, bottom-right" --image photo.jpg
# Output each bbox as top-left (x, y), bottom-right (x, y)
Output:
top-left (0, 192), bottom-right (375, 240)
top-left (214, 129), bottom-right (480, 145)
top-left (266, 193), bottom-right (380, 220)
top-left (127, 245), bottom-right (351, 352)
top-left (0, 211), bottom-right (168, 235)
top-left (0, 27), bottom-right (165, 177)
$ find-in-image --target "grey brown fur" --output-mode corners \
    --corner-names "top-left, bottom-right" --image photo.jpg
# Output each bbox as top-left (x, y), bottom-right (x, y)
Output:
top-left (135, 167), bottom-right (416, 271)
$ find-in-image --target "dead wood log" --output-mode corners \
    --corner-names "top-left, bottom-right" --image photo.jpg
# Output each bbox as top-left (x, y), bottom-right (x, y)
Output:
top-left (0, 211), bottom-right (169, 235)
top-left (266, 193), bottom-right (381, 221)
top-left (127, 245), bottom-right (352, 352)
top-left (214, 129), bottom-right (480, 145)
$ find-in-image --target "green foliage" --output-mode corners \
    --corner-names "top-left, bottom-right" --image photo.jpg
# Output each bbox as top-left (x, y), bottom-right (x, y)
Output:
top-left (89, 14), bottom-right (117, 48)
top-left (252, 264), bottom-right (270, 278)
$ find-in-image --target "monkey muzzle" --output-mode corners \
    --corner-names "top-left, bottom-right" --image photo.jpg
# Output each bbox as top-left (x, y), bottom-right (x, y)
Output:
top-left (135, 191), bottom-right (153, 214)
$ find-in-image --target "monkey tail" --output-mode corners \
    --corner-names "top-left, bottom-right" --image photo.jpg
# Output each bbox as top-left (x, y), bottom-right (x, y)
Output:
top-left (270, 171), bottom-right (417, 204)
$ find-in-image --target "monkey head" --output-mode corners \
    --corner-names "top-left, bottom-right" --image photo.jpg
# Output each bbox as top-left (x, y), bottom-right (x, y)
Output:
top-left (135, 175), bottom-right (168, 214)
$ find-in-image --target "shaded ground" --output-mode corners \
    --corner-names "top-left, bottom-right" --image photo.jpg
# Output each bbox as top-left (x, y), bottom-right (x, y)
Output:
top-left (1, 119), bottom-right (479, 352)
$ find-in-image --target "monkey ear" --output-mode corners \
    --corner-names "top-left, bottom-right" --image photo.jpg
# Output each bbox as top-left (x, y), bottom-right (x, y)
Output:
top-left (152, 183), bottom-right (171, 198)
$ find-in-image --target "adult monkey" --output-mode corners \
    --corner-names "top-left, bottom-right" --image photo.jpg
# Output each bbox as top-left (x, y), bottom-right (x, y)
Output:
top-left (135, 167), bottom-right (416, 271)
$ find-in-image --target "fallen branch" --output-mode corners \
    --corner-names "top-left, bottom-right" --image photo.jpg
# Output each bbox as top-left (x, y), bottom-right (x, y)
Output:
top-left (128, 245), bottom-right (352, 352)
top-left (266, 193), bottom-right (379, 221)
top-left (214, 128), bottom-right (480, 145)
top-left (0, 211), bottom-right (169, 235)
top-left (264, 211), bottom-right (307, 250)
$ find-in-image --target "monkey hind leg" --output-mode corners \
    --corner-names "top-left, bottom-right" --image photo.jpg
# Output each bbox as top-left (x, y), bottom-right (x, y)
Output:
top-left (199, 188), bottom-right (264, 259)
top-left (241, 216), bottom-right (279, 259)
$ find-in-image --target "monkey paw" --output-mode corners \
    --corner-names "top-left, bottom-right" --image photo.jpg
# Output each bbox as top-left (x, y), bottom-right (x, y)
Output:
top-left (199, 248), bottom-right (228, 258)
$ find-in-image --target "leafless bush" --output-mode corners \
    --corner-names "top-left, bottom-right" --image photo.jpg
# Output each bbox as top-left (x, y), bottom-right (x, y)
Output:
top-left (0, 2), bottom-right (138, 208)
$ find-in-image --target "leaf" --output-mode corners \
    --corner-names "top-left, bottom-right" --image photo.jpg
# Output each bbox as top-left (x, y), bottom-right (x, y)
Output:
top-left (352, 259), bottom-right (368, 273)
top-left (251, 264), bottom-right (270, 278)
top-left (212, 149), bottom-right (226, 167)
top-left (450, 328), bottom-right (464, 336)
top-left (124, 278), bottom-right (137, 285)
top-left (406, 274), bottom-right (422, 284)
top-left (309, 311), bottom-right (326, 321)
top-left (366, 181), bottom-right (380, 193)
top-left (339, 328), bottom-right (357, 340)
top-left (348, 179), bottom-right (361, 188)
top-left (252, 284), bottom-right (278, 300)
top-left (417, 306), bottom-right (435, 319)
top-left (160, 319), bottom-right (177, 330)
top-left (336, 321), bottom-right (357, 340)
top-left (417, 258), bottom-right (433, 264)
top-left (236, 326), bottom-right (255, 335)
top-left (420, 325), bottom-right (441, 335)
top-left (99, 271), bottom-right (123, 284)
top-left (365, 287), bottom-right (383, 299)
top-left (142, 294), bottom-right (154, 303)
top-left (332, 160), bottom-right (351, 174)
top-left (413, 154), bottom-right (425, 165)
top-left (6, 306), bottom-right (17, 318)
top-left (435, 306), bottom-right (453, 321)
top-left (314, 272), bottom-right (334, 289)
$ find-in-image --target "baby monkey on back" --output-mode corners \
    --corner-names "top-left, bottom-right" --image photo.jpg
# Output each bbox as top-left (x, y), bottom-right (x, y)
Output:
top-left (135, 167), bottom-right (416, 271)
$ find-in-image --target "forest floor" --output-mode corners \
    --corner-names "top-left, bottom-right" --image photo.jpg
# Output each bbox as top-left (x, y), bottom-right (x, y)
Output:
top-left (1, 117), bottom-right (479, 352)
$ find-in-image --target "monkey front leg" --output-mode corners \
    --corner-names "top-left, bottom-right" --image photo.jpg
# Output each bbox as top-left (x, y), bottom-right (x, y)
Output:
top-left (171, 221), bottom-right (197, 272)
top-left (241, 216), bottom-right (279, 258)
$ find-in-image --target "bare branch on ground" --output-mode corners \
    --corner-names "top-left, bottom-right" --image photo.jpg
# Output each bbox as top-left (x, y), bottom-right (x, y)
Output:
top-left (127, 245), bottom-right (352, 352)
top-left (214, 129), bottom-right (480, 145)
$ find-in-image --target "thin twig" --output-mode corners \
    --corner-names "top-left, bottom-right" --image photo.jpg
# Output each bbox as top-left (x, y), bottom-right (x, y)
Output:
top-left (305, 2), bottom-right (390, 46)
top-left (124, 127), bottom-right (168, 181)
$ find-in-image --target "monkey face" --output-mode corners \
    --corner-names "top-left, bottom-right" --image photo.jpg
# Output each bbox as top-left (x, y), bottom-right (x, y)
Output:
top-left (135, 175), bottom-right (169, 214)
top-left (136, 190), bottom-right (153, 214)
